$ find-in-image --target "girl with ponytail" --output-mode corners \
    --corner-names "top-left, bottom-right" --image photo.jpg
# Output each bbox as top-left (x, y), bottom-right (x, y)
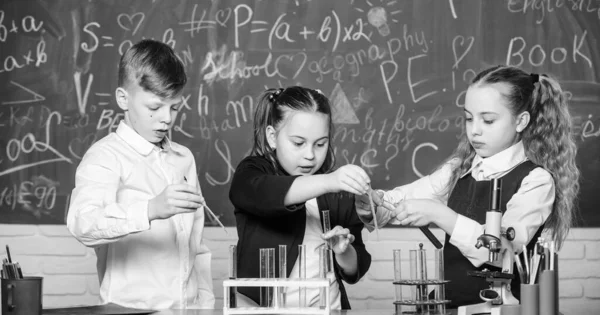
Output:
top-left (356, 65), bottom-right (579, 307)
top-left (230, 86), bottom-right (372, 309)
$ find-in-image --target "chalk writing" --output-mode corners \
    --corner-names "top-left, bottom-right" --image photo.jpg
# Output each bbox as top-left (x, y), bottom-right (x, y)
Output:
top-left (412, 142), bottom-right (438, 178)
top-left (117, 12), bottom-right (144, 35)
top-left (580, 114), bottom-right (600, 139)
top-left (0, 37), bottom-right (47, 73)
top-left (0, 11), bottom-right (43, 42)
top-left (181, 4), bottom-right (216, 37)
top-left (1, 110), bottom-right (72, 177)
top-left (200, 47), bottom-right (306, 84)
top-left (96, 109), bottom-right (124, 132)
top-left (74, 72), bottom-right (93, 115)
top-left (507, 0), bottom-right (600, 23)
top-left (452, 35), bottom-right (474, 69)
top-left (1, 81), bottom-right (46, 105)
top-left (7, 106), bottom-right (34, 127)
top-left (506, 31), bottom-right (592, 68)
top-left (205, 139), bottom-right (235, 186)
top-left (1, 0), bottom-right (599, 226)
top-left (407, 54), bottom-right (438, 103)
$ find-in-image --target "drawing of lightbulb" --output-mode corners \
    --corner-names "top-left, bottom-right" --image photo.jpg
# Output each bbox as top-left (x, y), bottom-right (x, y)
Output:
top-left (367, 7), bottom-right (389, 37)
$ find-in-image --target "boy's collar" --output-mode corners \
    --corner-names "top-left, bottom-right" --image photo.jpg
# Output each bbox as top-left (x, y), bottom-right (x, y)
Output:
top-left (115, 120), bottom-right (180, 156)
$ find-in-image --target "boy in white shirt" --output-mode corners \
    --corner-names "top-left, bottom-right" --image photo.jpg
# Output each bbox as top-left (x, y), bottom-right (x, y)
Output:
top-left (67, 39), bottom-right (214, 309)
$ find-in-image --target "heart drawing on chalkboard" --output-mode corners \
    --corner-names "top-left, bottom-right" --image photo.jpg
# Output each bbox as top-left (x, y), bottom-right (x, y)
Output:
top-left (68, 133), bottom-right (97, 160)
top-left (117, 12), bottom-right (145, 36)
top-left (215, 8), bottom-right (231, 27)
top-left (452, 35), bottom-right (474, 69)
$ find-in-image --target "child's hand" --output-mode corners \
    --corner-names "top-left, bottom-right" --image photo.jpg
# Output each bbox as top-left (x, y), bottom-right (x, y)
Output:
top-left (355, 189), bottom-right (392, 220)
top-left (391, 199), bottom-right (440, 226)
top-left (148, 184), bottom-right (205, 221)
top-left (322, 225), bottom-right (355, 255)
top-left (327, 164), bottom-right (370, 195)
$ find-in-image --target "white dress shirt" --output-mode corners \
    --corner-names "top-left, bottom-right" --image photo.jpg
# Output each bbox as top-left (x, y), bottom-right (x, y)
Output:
top-left (67, 121), bottom-right (214, 309)
top-left (377, 141), bottom-right (555, 267)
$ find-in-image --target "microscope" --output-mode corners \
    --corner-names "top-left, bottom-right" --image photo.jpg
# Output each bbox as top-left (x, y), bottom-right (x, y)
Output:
top-left (458, 178), bottom-right (520, 315)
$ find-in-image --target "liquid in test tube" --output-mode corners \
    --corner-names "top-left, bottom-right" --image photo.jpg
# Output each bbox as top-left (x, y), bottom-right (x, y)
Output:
top-left (298, 244), bottom-right (306, 308)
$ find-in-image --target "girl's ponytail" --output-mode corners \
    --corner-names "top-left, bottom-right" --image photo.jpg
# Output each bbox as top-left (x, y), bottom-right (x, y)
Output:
top-left (525, 75), bottom-right (580, 248)
top-left (251, 89), bottom-right (280, 161)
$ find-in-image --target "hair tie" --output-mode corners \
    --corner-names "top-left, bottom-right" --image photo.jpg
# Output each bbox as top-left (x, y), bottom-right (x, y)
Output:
top-left (530, 73), bottom-right (539, 84)
top-left (267, 88), bottom-right (284, 103)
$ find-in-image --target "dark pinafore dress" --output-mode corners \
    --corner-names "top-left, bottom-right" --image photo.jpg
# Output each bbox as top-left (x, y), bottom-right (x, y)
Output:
top-left (443, 161), bottom-right (544, 309)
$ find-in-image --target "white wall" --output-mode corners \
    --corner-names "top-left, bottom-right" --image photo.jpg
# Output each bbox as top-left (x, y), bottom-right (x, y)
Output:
top-left (1, 225), bottom-right (599, 314)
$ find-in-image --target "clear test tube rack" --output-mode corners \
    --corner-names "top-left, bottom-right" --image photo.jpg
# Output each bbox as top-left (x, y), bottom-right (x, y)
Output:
top-left (223, 278), bottom-right (330, 315)
top-left (393, 244), bottom-right (450, 315)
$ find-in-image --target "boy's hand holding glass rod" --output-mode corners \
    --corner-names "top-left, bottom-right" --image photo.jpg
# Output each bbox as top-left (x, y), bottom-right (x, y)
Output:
top-left (148, 184), bottom-right (205, 221)
top-left (148, 179), bottom-right (228, 233)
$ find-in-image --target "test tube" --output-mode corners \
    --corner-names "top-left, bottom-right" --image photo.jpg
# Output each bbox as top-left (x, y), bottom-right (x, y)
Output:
top-left (418, 244), bottom-right (429, 313)
top-left (277, 245), bottom-right (287, 307)
top-left (319, 246), bottom-right (334, 308)
top-left (409, 249), bottom-right (418, 314)
top-left (298, 244), bottom-right (306, 308)
top-left (322, 210), bottom-right (332, 249)
top-left (410, 244), bottom-right (428, 313)
top-left (393, 249), bottom-right (403, 315)
top-left (434, 248), bottom-right (445, 315)
top-left (259, 248), bottom-right (275, 307)
top-left (229, 245), bottom-right (237, 308)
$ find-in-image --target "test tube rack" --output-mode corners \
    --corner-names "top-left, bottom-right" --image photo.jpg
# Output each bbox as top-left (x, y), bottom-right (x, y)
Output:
top-left (223, 278), bottom-right (330, 315)
top-left (393, 244), bottom-right (450, 315)
top-left (392, 278), bottom-right (451, 306)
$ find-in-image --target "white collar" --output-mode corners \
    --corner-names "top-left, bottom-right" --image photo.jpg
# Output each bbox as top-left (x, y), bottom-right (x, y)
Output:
top-left (463, 141), bottom-right (527, 179)
top-left (115, 120), bottom-right (180, 156)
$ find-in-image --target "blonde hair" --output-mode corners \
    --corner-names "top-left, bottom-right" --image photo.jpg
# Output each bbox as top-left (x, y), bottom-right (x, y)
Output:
top-left (440, 65), bottom-right (579, 249)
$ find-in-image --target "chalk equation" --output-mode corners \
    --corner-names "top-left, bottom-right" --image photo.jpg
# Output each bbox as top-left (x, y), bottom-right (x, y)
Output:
top-left (1, 0), bottom-right (599, 225)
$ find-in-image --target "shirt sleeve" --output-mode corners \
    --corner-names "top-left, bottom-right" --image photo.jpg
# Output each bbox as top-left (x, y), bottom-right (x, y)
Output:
top-left (187, 157), bottom-right (215, 308)
top-left (449, 167), bottom-right (555, 267)
top-left (229, 157), bottom-right (302, 217)
top-left (361, 161), bottom-right (454, 229)
top-left (66, 146), bottom-right (150, 247)
top-left (386, 161), bottom-right (454, 205)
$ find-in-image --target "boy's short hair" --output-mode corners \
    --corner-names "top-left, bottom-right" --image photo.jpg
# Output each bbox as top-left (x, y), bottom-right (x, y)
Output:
top-left (118, 39), bottom-right (187, 99)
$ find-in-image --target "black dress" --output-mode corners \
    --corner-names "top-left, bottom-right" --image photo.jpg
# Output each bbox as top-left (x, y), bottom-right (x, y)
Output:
top-left (229, 155), bottom-right (372, 309)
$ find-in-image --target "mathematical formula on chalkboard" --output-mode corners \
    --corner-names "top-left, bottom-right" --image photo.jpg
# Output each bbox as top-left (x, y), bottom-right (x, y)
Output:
top-left (1, 0), bottom-right (599, 226)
